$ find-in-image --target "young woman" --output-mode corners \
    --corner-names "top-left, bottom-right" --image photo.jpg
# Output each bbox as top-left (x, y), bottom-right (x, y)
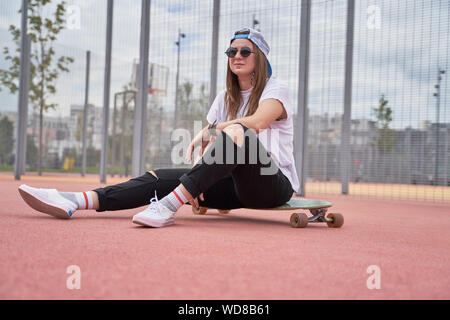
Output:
top-left (18, 27), bottom-right (300, 228)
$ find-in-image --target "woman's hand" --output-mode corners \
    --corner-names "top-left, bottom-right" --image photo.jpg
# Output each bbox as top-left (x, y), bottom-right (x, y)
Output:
top-left (185, 124), bottom-right (217, 164)
top-left (188, 192), bottom-right (205, 210)
top-left (179, 184), bottom-right (205, 210)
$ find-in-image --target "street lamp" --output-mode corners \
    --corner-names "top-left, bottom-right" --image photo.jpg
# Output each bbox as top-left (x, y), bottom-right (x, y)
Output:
top-left (174, 29), bottom-right (185, 129)
top-left (433, 68), bottom-right (445, 185)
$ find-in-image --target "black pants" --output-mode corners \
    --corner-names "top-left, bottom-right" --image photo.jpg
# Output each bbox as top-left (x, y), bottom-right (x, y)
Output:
top-left (94, 123), bottom-right (293, 212)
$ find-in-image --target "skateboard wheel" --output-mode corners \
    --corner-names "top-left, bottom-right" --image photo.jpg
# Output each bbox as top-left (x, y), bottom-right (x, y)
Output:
top-left (290, 212), bottom-right (308, 228)
top-left (326, 213), bottom-right (344, 228)
top-left (218, 209), bottom-right (230, 214)
top-left (192, 206), bottom-right (208, 215)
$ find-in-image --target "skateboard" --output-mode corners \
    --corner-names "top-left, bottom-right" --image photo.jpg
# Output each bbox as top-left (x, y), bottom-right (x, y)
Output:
top-left (192, 198), bottom-right (343, 228)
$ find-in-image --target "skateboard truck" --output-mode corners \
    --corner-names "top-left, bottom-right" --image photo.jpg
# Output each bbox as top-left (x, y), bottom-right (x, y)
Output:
top-left (290, 208), bottom-right (344, 228)
top-left (308, 208), bottom-right (330, 223)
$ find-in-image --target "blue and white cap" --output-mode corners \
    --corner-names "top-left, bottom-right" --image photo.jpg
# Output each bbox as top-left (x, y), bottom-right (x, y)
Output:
top-left (230, 27), bottom-right (272, 77)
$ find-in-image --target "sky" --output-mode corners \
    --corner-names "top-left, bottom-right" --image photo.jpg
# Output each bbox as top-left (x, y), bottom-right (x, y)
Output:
top-left (0, 0), bottom-right (448, 130)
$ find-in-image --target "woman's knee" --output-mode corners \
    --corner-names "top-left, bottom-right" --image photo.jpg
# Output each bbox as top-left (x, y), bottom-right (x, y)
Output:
top-left (223, 123), bottom-right (245, 147)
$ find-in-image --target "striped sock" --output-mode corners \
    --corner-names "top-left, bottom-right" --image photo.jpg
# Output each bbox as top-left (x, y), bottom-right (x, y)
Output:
top-left (60, 191), bottom-right (94, 210)
top-left (159, 187), bottom-right (188, 212)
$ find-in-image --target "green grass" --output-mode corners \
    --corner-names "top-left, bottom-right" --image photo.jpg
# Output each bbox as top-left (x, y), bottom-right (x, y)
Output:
top-left (0, 165), bottom-right (13, 171)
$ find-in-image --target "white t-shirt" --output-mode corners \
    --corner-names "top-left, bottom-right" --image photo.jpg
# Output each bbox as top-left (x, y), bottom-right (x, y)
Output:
top-left (206, 76), bottom-right (300, 193)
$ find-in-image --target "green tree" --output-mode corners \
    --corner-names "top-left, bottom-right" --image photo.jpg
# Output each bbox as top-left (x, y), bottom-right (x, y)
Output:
top-left (178, 80), bottom-right (209, 130)
top-left (26, 133), bottom-right (38, 168)
top-left (179, 81), bottom-right (194, 128)
top-left (0, 0), bottom-right (74, 175)
top-left (371, 94), bottom-right (398, 154)
top-left (196, 82), bottom-right (210, 114)
top-left (0, 116), bottom-right (15, 164)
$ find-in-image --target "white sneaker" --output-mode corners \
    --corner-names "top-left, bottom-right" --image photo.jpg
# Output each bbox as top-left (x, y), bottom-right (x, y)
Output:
top-left (132, 191), bottom-right (176, 227)
top-left (18, 184), bottom-right (77, 219)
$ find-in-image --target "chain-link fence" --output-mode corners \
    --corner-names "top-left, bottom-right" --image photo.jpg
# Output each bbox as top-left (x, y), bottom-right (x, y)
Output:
top-left (0, 0), bottom-right (448, 202)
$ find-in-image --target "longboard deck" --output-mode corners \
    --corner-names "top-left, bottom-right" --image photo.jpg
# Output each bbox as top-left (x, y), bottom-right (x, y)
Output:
top-left (254, 198), bottom-right (332, 210)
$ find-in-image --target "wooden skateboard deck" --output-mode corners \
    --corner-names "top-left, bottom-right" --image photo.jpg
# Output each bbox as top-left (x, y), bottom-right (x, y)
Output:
top-left (192, 198), bottom-right (343, 228)
top-left (255, 198), bottom-right (332, 210)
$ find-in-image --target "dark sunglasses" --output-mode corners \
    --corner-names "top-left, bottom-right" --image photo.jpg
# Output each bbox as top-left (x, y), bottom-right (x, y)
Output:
top-left (225, 46), bottom-right (255, 58)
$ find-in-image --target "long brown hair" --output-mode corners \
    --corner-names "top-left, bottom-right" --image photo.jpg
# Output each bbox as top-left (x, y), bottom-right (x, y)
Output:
top-left (224, 44), bottom-right (269, 121)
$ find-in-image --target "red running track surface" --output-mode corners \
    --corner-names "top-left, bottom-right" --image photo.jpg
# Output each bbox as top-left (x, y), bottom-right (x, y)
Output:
top-left (1, 178), bottom-right (449, 299)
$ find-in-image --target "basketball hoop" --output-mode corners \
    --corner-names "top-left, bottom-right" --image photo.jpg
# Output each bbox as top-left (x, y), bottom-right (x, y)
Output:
top-left (148, 88), bottom-right (167, 95)
top-left (131, 60), bottom-right (169, 97)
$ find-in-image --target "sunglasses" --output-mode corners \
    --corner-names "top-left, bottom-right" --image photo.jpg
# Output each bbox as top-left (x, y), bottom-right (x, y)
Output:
top-left (225, 46), bottom-right (255, 58)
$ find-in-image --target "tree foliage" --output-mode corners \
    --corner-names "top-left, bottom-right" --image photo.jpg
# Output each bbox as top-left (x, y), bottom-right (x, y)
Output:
top-left (0, 0), bottom-right (74, 174)
top-left (0, 116), bottom-right (14, 164)
top-left (178, 80), bottom-right (209, 131)
top-left (371, 94), bottom-right (398, 154)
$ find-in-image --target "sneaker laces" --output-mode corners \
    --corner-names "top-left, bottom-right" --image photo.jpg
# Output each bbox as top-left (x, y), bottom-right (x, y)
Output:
top-left (146, 191), bottom-right (167, 216)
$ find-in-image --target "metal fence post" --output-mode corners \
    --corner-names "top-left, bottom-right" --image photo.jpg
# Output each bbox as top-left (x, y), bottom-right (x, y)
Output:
top-left (209, 0), bottom-right (220, 109)
top-left (81, 50), bottom-right (90, 177)
top-left (132, 0), bottom-right (151, 177)
top-left (294, 0), bottom-right (311, 196)
top-left (100, 0), bottom-right (114, 183)
top-left (341, 0), bottom-right (355, 195)
top-left (19, 34), bottom-right (31, 176)
top-left (14, 0), bottom-right (29, 180)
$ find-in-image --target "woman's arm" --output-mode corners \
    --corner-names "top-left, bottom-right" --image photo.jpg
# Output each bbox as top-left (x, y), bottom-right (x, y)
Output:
top-left (216, 98), bottom-right (285, 133)
top-left (185, 124), bottom-right (211, 163)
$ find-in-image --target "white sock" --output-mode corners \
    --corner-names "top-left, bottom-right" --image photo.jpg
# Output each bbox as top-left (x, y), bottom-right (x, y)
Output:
top-left (159, 187), bottom-right (189, 212)
top-left (60, 192), bottom-right (94, 210)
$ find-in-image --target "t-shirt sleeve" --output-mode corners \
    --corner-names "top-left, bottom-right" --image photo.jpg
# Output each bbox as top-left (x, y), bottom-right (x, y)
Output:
top-left (259, 78), bottom-right (293, 118)
top-left (206, 90), bottom-right (225, 124)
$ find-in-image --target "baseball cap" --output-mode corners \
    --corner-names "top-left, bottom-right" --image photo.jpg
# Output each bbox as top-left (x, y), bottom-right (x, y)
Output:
top-left (230, 27), bottom-right (272, 77)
